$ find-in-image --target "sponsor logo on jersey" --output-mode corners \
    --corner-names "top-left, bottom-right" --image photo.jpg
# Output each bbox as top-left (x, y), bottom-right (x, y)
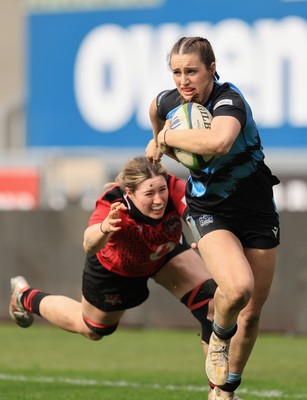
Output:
top-left (149, 242), bottom-right (176, 261)
top-left (213, 99), bottom-right (233, 110)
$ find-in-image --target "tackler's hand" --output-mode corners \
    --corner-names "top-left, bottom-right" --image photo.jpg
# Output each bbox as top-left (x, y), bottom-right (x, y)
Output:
top-left (100, 202), bottom-right (127, 234)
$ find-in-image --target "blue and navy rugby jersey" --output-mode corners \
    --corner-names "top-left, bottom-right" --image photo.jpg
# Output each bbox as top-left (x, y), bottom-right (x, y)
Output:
top-left (156, 81), bottom-right (280, 219)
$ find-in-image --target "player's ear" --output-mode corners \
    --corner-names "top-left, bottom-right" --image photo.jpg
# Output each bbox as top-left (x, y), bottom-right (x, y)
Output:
top-left (125, 187), bottom-right (132, 197)
top-left (209, 62), bottom-right (216, 77)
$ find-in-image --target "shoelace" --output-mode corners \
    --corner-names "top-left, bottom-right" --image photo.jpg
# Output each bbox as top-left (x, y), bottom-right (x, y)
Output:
top-left (209, 344), bottom-right (229, 366)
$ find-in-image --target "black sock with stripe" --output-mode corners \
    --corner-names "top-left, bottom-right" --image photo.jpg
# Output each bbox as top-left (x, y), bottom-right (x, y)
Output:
top-left (21, 289), bottom-right (50, 317)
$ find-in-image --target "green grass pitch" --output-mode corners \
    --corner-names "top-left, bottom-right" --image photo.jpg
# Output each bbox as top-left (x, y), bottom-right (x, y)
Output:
top-left (0, 323), bottom-right (307, 399)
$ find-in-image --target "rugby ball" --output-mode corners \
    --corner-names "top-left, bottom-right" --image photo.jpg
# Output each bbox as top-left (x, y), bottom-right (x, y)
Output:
top-left (170, 102), bottom-right (214, 170)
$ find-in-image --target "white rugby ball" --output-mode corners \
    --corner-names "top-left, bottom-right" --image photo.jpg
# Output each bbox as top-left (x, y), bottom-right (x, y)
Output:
top-left (170, 102), bottom-right (214, 170)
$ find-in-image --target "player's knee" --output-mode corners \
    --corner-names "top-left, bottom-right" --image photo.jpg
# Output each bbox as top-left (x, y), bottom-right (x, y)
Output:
top-left (181, 279), bottom-right (217, 314)
top-left (227, 285), bottom-right (252, 310)
top-left (85, 331), bottom-right (104, 341)
top-left (83, 316), bottom-right (119, 340)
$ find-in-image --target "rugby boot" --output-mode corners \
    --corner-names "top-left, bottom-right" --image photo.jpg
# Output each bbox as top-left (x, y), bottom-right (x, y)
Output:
top-left (209, 386), bottom-right (242, 400)
top-left (9, 276), bottom-right (34, 328)
top-left (206, 332), bottom-right (230, 386)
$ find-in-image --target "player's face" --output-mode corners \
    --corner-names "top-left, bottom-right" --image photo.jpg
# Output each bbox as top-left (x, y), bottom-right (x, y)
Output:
top-left (126, 175), bottom-right (169, 219)
top-left (170, 53), bottom-right (215, 104)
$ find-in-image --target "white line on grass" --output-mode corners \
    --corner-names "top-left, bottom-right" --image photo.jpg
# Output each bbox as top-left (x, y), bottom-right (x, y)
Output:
top-left (0, 374), bottom-right (307, 398)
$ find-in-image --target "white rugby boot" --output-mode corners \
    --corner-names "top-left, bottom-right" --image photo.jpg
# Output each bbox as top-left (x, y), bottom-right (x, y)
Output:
top-left (209, 386), bottom-right (242, 400)
top-left (206, 332), bottom-right (230, 385)
top-left (9, 276), bottom-right (34, 328)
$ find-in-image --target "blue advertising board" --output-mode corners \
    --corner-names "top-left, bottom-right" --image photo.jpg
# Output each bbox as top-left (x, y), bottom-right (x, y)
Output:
top-left (26, 0), bottom-right (307, 148)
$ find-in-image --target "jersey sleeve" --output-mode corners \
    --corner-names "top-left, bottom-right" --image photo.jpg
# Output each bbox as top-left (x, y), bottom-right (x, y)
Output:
top-left (212, 87), bottom-right (246, 128)
top-left (167, 174), bottom-right (188, 220)
top-left (88, 185), bottom-right (124, 226)
top-left (88, 198), bottom-right (111, 226)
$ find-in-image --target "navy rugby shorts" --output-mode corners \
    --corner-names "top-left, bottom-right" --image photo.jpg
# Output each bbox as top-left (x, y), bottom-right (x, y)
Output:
top-left (82, 237), bottom-right (190, 312)
top-left (187, 212), bottom-right (280, 249)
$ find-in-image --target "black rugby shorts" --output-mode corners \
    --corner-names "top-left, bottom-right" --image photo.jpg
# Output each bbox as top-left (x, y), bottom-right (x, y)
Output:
top-left (82, 237), bottom-right (190, 312)
top-left (82, 253), bottom-right (150, 312)
top-left (188, 212), bottom-right (280, 249)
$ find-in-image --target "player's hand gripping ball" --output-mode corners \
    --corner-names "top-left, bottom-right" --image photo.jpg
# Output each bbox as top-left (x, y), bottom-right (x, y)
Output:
top-left (170, 103), bottom-right (214, 170)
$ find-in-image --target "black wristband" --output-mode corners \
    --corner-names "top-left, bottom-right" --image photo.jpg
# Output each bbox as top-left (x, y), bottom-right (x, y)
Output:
top-left (100, 223), bottom-right (111, 235)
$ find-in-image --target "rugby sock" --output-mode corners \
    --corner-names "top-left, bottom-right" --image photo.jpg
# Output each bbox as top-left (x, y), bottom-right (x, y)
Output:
top-left (227, 373), bottom-right (242, 383)
top-left (210, 373), bottom-right (242, 392)
top-left (21, 289), bottom-right (50, 317)
top-left (218, 373), bottom-right (242, 392)
top-left (212, 320), bottom-right (237, 340)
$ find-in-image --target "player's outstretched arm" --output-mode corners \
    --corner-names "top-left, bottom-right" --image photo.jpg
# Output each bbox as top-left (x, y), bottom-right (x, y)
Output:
top-left (83, 202), bottom-right (127, 254)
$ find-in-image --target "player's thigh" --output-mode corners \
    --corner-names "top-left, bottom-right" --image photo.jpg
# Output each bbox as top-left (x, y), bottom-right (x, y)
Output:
top-left (243, 247), bottom-right (277, 310)
top-left (81, 296), bottom-right (125, 326)
top-left (198, 230), bottom-right (254, 293)
top-left (153, 248), bottom-right (210, 299)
